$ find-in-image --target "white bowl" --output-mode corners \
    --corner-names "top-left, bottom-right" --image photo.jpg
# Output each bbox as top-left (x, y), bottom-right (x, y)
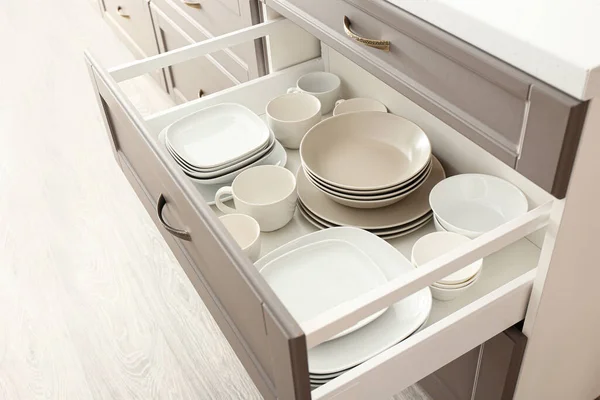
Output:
top-left (411, 232), bottom-right (483, 285)
top-left (433, 214), bottom-right (446, 232)
top-left (431, 268), bottom-right (481, 289)
top-left (219, 214), bottom-right (261, 261)
top-left (333, 98), bottom-right (387, 116)
top-left (300, 112), bottom-right (431, 191)
top-left (429, 174), bottom-right (528, 238)
top-left (430, 278), bottom-right (477, 301)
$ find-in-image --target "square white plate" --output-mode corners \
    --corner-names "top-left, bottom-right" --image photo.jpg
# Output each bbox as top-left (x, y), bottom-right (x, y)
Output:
top-left (165, 103), bottom-right (270, 169)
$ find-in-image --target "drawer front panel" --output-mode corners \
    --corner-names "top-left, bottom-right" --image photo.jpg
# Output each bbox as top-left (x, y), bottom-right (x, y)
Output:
top-left (151, 5), bottom-right (237, 103)
top-left (102, 0), bottom-right (157, 58)
top-left (281, 0), bottom-right (527, 157)
top-left (156, 0), bottom-right (263, 79)
top-left (86, 56), bottom-right (310, 400)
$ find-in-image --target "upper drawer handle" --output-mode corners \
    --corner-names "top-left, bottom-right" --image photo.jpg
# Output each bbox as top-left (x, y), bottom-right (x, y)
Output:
top-left (198, 89), bottom-right (205, 98)
top-left (157, 194), bottom-right (191, 241)
top-left (182, 0), bottom-right (202, 9)
top-left (116, 6), bottom-right (130, 18)
top-left (343, 16), bottom-right (390, 51)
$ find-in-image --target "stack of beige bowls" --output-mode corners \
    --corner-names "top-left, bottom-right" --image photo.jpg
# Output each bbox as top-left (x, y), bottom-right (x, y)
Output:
top-left (300, 112), bottom-right (432, 209)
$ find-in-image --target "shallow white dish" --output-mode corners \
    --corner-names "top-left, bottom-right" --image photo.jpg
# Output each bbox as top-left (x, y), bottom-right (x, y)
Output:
top-left (260, 239), bottom-right (388, 340)
top-left (256, 227), bottom-right (432, 374)
top-left (429, 174), bottom-right (528, 238)
top-left (157, 129), bottom-right (287, 205)
top-left (411, 232), bottom-right (483, 285)
top-left (165, 103), bottom-right (270, 169)
top-left (300, 112), bottom-right (431, 191)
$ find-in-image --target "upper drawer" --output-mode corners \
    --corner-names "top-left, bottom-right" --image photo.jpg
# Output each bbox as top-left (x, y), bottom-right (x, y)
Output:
top-left (102, 0), bottom-right (158, 58)
top-left (280, 0), bottom-right (529, 164)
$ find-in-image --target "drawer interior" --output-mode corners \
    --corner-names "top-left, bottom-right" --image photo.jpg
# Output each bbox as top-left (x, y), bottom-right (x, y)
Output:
top-left (99, 21), bottom-right (556, 399)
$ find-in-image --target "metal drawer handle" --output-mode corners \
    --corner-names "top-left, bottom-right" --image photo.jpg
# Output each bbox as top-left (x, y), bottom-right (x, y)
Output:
top-left (116, 6), bottom-right (130, 18)
top-left (343, 16), bottom-right (390, 51)
top-left (198, 89), bottom-right (204, 98)
top-left (157, 194), bottom-right (191, 241)
top-left (182, 0), bottom-right (201, 8)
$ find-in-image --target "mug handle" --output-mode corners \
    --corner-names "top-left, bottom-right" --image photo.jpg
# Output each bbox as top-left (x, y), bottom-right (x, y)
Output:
top-left (287, 87), bottom-right (302, 94)
top-left (215, 186), bottom-right (237, 214)
top-left (335, 99), bottom-right (346, 107)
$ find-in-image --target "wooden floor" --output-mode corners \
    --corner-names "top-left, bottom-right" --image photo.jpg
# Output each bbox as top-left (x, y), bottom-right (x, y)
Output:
top-left (0, 0), bottom-right (431, 399)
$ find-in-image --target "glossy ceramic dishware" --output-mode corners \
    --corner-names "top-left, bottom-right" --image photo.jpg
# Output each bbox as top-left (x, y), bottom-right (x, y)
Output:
top-left (411, 232), bottom-right (483, 285)
top-left (260, 239), bottom-right (388, 340)
top-left (429, 174), bottom-right (528, 238)
top-left (218, 214), bottom-right (261, 261)
top-left (432, 268), bottom-right (482, 289)
top-left (300, 112), bottom-right (432, 191)
top-left (165, 103), bottom-right (271, 169)
top-left (255, 227), bottom-right (432, 374)
top-left (288, 71), bottom-right (341, 114)
top-left (296, 156), bottom-right (445, 230)
top-left (215, 165), bottom-right (297, 231)
top-left (266, 92), bottom-right (321, 149)
top-left (429, 274), bottom-right (481, 301)
top-left (333, 97), bottom-right (387, 116)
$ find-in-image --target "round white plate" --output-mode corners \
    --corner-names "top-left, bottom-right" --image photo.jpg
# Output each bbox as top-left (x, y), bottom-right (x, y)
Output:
top-left (165, 103), bottom-right (271, 169)
top-left (297, 156), bottom-right (445, 230)
top-left (157, 129), bottom-right (287, 205)
top-left (255, 227), bottom-right (432, 374)
top-left (260, 239), bottom-right (389, 340)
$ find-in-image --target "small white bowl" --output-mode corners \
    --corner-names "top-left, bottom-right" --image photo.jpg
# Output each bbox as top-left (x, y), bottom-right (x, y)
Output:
top-left (433, 214), bottom-right (446, 232)
top-left (431, 268), bottom-right (482, 289)
top-left (430, 280), bottom-right (476, 301)
top-left (429, 174), bottom-right (528, 238)
top-left (333, 98), bottom-right (387, 116)
top-left (219, 214), bottom-right (261, 261)
top-left (411, 232), bottom-right (483, 286)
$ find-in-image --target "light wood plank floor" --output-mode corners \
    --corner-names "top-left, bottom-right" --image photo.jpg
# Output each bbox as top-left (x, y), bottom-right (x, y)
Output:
top-left (0, 1), bottom-right (432, 399)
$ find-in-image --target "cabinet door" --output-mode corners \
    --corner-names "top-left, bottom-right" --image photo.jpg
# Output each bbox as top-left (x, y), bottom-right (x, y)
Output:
top-left (151, 3), bottom-right (237, 104)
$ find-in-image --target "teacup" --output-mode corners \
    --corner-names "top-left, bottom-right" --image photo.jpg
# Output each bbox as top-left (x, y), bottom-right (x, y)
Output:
top-left (288, 71), bottom-right (341, 114)
top-left (266, 92), bottom-right (321, 149)
top-left (215, 165), bottom-right (297, 232)
top-left (219, 214), bottom-right (261, 261)
top-left (333, 98), bottom-right (387, 116)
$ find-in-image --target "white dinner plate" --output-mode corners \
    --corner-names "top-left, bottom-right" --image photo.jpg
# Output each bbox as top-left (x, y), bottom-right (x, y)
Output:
top-left (260, 240), bottom-right (389, 340)
top-left (255, 227), bottom-right (432, 374)
top-left (157, 129), bottom-right (287, 205)
top-left (165, 103), bottom-right (271, 169)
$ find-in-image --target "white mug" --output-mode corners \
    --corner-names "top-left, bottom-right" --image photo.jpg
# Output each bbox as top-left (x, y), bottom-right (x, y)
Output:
top-left (333, 98), bottom-right (387, 116)
top-left (288, 72), bottom-right (341, 114)
top-left (219, 214), bottom-right (261, 261)
top-left (266, 92), bottom-right (321, 149)
top-left (215, 165), bottom-right (297, 232)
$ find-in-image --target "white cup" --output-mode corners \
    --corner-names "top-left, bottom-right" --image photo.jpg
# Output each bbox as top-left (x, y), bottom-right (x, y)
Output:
top-left (266, 92), bottom-right (321, 149)
top-left (333, 98), bottom-right (387, 116)
top-left (215, 165), bottom-right (298, 232)
top-left (288, 72), bottom-right (341, 114)
top-left (219, 214), bottom-right (261, 261)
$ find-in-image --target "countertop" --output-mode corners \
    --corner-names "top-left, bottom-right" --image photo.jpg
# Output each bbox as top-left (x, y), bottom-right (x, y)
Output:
top-left (387, 0), bottom-right (600, 100)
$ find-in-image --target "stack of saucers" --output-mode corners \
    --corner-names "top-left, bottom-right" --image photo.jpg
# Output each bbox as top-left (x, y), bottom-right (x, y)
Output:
top-left (300, 111), bottom-right (432, 209)
top-left (164, 103), bottom-right (283, 185)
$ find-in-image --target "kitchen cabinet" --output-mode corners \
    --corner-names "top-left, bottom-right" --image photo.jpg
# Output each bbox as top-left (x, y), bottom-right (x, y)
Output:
top-left (84, 2), bottom-right (600, 399)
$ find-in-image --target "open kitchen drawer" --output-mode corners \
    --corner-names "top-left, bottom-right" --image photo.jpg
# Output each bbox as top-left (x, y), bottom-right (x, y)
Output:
top-left (85, 17), bottom-right (559, 400)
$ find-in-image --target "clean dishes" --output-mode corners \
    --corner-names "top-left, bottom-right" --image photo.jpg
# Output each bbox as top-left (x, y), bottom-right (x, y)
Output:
top-left (266, 92), bottom-right (322, 149)
top-left (300, 112), bottom-right (431, 191)
top-left (215, 165), bottom-right (297, 232)
top-left (288, 72), bottom-right (341, 114)
top-left (333, 98), bottom-right (387, 116)
top-left (157, 129), bottom-right (287, 205)
top-left (165, 103), bottom-right (271, 169)
top-left (411, 232), bottom-right (483, 301)
top-left (260, 239), bottom-right (389, 340)
top-left (296, 156), bottom-right (445, 233)
top-left (219, 214), bottom-right (261, 261)
top-left (255, 227), bottom-right (432, 374)
top-left (429, 174), bottom-right (528, 238)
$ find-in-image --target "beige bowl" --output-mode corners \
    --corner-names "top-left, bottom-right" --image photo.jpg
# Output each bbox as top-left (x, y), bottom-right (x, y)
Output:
top-left (300, 112), bottom-right (432, 191)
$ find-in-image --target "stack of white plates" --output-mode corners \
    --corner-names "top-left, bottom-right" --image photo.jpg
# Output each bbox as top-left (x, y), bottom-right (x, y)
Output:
top-left (164, 103), bottom-right (283, 185)
top-left (300, 112), bottom-right (432, 209)
top-left (296, 156), bottom-right (446, 240)
top-left (255, 227), bottom-right (432, 386)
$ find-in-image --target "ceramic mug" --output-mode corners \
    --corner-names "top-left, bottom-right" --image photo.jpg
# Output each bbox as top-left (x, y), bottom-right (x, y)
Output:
top-left (288, 71), bottom-right (341, 114)
top-left (266, 92), bottom-right (321, 149)
top-left (219, 214), bottom-right (261, 261)
top-left (333, 98), bottom-right (387, 116)
top-left (215, 165), bottom-right (298, 232)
